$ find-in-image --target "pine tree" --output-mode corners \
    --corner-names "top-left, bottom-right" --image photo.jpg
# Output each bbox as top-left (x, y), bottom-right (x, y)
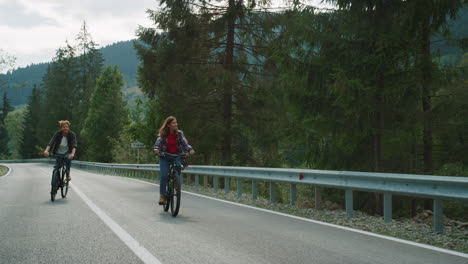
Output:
top-left (137, 0), bottom-right (279, 165)
top-left (74, 21), bottom-right (104, 135)
top-left (19, 86), bottom-right (43, 158)
top-left (81, 66), bottom-right (128, 162)
top-left (402, 0), bottom-right (467, 175)
top-left (0, 92), bottom-right (14, 157)
top-left (39, 43), bottom-right (79, 142)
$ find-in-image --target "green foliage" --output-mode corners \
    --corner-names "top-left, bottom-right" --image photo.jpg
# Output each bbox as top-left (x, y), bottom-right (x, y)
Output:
top-left (81, 65), bottom-right (129, 162)
top-left (74, 22), bottom-right (105, 135)
top-left (4, 108), bottom-right (26, 159)
top-left (137, 0), bottom-right (282, 166)
top-left (0, 40), bottom-right (138, 107)
top-left (437, 162), bottom-right (468, 177)
top-left (0, 93), bottom-right (14, 157)
top-left (0, 49), bottom-right (15, 72)
top-left (100, 41), bottom-right (139, 87)
top-left (19, 86), bottom-right (43, 158)
top-left (38, 44), bottom-right (78, 148)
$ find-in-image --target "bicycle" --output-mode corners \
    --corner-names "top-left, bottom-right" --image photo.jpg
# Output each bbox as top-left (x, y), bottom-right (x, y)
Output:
top-left (159, 152), bottom-right (189, 217)
top-left (49, 154), bottom-right (70, 202)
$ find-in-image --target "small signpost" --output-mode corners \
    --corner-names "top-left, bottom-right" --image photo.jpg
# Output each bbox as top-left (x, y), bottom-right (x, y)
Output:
top-left (131, 142), bottom-right (146, 164)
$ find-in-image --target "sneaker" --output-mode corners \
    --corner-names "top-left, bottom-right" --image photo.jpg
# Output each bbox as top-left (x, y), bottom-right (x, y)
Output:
top-left (158, 195), bottom-right (165, 205)
top-left (66, 174), bottom-right (71, 181)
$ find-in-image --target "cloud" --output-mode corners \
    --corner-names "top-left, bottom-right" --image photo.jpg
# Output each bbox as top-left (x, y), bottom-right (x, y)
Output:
top-left (0, 1), bottom-right (58, 28)
top-left (0, 0), bottom-right (156, 71)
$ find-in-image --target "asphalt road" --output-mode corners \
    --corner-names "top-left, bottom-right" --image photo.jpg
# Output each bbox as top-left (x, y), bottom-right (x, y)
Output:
top-left (0, 163), bottom-right (467, 264)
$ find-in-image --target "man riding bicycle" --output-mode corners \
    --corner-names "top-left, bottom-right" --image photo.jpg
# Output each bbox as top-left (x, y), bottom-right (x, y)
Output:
top-left (153, 116), bottom-right (195, 205)
top-left (43, 120), bottom-right (77, 181)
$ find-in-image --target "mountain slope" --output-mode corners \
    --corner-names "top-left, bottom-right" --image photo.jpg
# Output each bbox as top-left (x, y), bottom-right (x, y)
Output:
top-left (0, 40), bottom-right (140, 106)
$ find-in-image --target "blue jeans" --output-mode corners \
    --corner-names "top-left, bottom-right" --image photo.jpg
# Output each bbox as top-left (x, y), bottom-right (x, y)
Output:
top-left (159, 157), bottom-right (181, 195)
top-left (55, 153), bottom-right (72, 174)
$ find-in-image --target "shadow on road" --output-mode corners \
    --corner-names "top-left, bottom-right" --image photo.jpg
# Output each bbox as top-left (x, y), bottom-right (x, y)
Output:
top-left (157, 211), bottom-right (198, 224)
top-left (43, 198), bottom-right (70, 206)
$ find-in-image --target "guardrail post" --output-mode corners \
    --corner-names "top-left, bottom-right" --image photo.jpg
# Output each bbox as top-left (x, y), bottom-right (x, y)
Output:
top-left (383, 193), bottom-right (392, 223)
top-left (269, 182), bottom-right (276, 203)
top-left (237, 179), bottom-right (242, 197)
top-left (195, 174), bottom-right (199, 187)
top-left (225, 177), bottom-right (230, 193)
top-left (315, 187), bottom-right (322, 209)
top-left (252, 180), bottom-right (258, 200)
top-left (204, 175), bottom-right (208, 187)
top-left (290, 184), bottom-right (296, 206)
top-left (214, 176), bottom-right (219, 192)
top-left (433, 199), bottom-right (444, 233)
top-left (345, 189), bottom-right (353, 218)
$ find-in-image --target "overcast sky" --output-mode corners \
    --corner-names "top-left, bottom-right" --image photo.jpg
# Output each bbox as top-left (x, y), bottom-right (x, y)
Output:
top-left (0, 0), bottom-right (330, 72)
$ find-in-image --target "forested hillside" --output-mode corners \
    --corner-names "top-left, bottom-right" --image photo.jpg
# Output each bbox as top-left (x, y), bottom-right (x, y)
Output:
top-left (0, 39), bottom-right (139, 106)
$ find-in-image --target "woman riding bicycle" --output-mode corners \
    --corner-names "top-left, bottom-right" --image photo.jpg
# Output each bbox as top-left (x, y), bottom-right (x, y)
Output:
top-left (153, 116), bottom-right (195, 205)
top-left (43, 120), bottom-right (77, 181)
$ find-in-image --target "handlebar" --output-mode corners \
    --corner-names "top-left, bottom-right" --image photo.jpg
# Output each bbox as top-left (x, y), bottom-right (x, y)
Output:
top-left (48, 153), bottom-right (69, 158)
top-left (158, 152), bottom-right (190, 158)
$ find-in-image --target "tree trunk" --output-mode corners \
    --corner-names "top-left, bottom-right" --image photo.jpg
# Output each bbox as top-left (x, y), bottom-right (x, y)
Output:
top-left (421, 17), bottom-right (433, 211)
top-left (222, 0), bottom-right (236, 166)
top-left (373, 73), bottom-right (385, 215)
top-left (421, 17), bottom-right (433, 176)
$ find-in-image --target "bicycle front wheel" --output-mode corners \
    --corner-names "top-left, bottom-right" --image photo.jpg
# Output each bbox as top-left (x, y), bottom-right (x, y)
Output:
top-left (163, 177), bottom-right (171, 212)
top-left (170, 174), bottom-right (181, 217)
top-left (50, 169), bottom-right (59, 202)
top-left (60, 168), bottom-right (69, 198)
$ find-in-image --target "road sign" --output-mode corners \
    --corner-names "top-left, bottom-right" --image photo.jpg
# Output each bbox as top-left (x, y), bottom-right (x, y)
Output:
top-left (131, 142), bottom-right (146, 164)
top-left (131, 142), bottom-right (146, 149)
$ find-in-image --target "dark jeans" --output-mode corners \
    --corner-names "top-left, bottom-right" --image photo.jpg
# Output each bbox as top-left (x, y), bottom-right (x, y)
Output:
top-left (159, 156), bottom-right (181, 195)
top-left (55, 153), bottom-right (72, 174)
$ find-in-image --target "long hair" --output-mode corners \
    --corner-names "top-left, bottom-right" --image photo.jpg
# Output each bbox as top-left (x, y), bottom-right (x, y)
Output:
top-left (158, 116), bottom-right (177, 137)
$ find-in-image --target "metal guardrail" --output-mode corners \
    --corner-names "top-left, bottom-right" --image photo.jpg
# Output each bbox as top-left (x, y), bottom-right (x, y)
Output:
top-left (1, 158), bottom-right (467, 233)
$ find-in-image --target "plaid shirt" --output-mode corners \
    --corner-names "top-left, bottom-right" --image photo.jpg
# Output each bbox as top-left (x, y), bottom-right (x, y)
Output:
top-left (153, 130), bottom-right (193, 153)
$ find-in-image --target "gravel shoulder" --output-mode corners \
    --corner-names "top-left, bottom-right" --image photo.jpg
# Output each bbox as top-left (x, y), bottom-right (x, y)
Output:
top-left (0, 165), bottom-right (8, 176)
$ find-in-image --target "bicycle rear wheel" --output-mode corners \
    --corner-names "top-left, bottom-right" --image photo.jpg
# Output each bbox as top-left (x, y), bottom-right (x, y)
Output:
top-left (170, 173), bottom-right (181, 217)
top-left (60, 168), bottom-right (69, 198)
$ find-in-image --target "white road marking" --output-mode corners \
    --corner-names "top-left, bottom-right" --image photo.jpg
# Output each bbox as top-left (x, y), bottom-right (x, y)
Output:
top-left (37, 167), bottom-right (163, 264)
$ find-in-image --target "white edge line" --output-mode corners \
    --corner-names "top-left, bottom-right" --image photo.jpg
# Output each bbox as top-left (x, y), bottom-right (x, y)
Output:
top-left (0, 164), bottom-right (12, 179)
top-left (38, 167), bottom-right (162, 264)
top-left (119, 177), bottom-right (468, 259)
